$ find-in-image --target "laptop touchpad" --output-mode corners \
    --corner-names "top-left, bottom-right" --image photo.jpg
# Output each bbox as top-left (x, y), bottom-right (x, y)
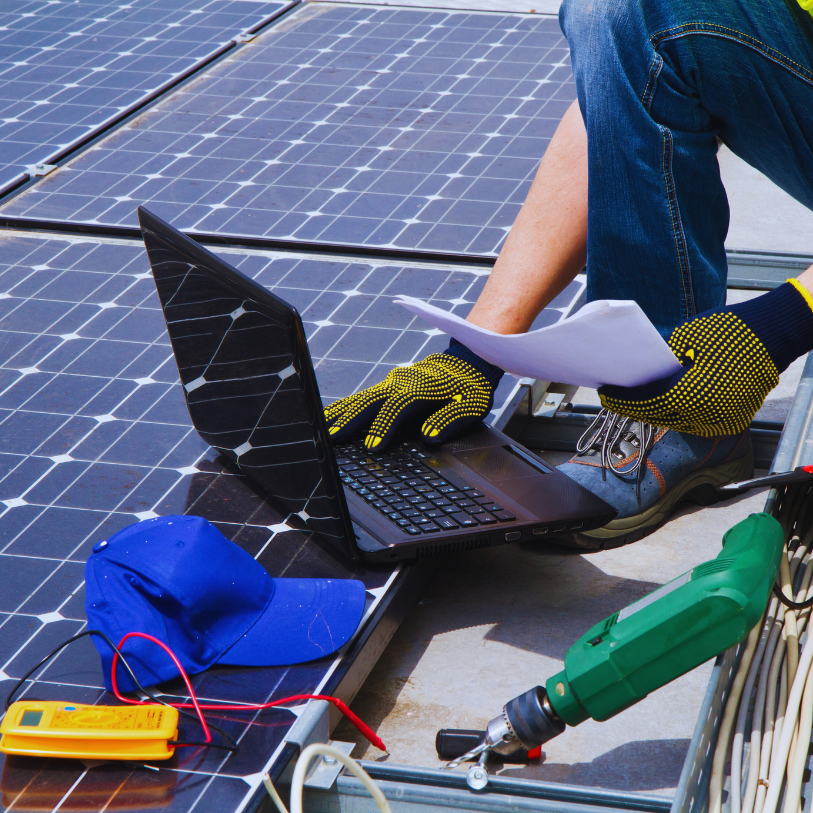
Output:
top-left (452, 446), bottom-right (546, 482)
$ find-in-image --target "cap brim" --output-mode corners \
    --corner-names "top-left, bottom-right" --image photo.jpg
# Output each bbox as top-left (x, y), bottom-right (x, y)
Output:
top-left (216, 578), bottom-right (366, 667)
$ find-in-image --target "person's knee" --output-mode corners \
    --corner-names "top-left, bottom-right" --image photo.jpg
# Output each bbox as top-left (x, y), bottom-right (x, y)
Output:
top-left (559, 0), bottom-right (644, 55)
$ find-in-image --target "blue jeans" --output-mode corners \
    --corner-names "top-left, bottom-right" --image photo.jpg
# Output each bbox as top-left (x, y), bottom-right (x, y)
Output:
top-left (559, 0), bottom-right (813, 336)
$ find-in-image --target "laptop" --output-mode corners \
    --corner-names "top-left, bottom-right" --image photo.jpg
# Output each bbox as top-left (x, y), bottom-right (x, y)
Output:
top-left (138, 206), bottom-right (616, 562)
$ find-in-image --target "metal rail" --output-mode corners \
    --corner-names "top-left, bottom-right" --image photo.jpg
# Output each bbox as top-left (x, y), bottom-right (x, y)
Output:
top-left (303, 763), bottom-right (672, 813)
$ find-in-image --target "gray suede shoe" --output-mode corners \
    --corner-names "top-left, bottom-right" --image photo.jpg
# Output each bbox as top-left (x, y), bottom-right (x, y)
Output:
top-left (555, 410), bottom-right (753, 550)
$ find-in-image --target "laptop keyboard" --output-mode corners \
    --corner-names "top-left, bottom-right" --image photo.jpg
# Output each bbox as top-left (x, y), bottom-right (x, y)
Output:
top-left (335, 442), bottom-right (517, 535)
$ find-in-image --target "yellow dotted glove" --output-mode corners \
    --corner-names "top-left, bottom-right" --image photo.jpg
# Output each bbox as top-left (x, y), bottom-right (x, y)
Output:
top-left (598, 279), bottom-right (813, 436)
top-left (324, 340), bottom-right (504, 451)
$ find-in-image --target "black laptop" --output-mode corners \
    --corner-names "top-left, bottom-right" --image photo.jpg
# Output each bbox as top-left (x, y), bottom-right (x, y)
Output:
top-left (139, 207), bottom-right (615, 561)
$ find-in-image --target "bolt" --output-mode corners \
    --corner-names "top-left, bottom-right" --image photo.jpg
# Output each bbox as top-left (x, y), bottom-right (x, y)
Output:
top-left (466, 764), bottom-right (489, 790)
top-left (322, 756), bottom-right (338, 765)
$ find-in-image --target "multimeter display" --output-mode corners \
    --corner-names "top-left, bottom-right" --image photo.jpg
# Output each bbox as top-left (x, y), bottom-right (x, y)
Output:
top-left (0, 701), bottom-right (179, 761)
top-left (19, 711), bottom-right (43, 727)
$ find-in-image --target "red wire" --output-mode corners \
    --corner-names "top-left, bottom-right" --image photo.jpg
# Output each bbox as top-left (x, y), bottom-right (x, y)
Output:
top-left (111, 633), bottom-right (387, 753)
top-left (112, 632), bottom-right (212, 745)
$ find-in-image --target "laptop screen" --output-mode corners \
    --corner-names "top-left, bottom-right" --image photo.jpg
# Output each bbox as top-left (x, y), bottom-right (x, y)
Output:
top-left (140, 209), bottom-right (355, 557)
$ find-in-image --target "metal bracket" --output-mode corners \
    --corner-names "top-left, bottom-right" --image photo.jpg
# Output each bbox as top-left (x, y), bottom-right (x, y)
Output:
top-left (534, 392), bottom-right (565, 419)
top-left (284, 700), bottom-right (330, 750)
top-left (234, 32), bottom-right (256, 43)
top-left (277, 700), bottom-right (356, 788)
top-left (303, 741), bottom-right (355, 789)
top-left (277, 700), bottom-right (330, 785)
top-left (27, 163), bottom-right (57, 178)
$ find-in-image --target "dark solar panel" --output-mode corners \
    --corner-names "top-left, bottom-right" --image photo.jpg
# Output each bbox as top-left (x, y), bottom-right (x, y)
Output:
top-left (0, 231), bottom-right (400, 807)
top-left (0, 0), bottom-right (288, 192)
top-left (0, 230), bottom-right (580, 804)
top-left (2, 3), bottom-right (576, 256)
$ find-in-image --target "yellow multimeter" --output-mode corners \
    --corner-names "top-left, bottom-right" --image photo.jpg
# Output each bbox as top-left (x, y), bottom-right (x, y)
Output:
top-left (0, 701), bottom-right (179, 761)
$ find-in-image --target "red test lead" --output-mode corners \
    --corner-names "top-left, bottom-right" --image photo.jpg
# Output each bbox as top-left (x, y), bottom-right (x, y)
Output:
top-left (110, 633), bottom-right (387, 753)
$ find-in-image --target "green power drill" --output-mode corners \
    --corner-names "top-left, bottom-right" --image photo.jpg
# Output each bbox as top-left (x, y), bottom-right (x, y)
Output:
top-left (452, 512), bottom-right (784, 767)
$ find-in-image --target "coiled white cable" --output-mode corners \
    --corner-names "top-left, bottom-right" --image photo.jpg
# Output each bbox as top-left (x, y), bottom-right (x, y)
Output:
top-left (762, 624), bottom-right (813, 813)
top-left (733, 605), bottom-right (780, 813)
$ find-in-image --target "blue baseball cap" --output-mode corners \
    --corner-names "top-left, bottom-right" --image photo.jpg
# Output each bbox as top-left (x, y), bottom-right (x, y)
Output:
top-left (84, 515), bottom-right (366, 692)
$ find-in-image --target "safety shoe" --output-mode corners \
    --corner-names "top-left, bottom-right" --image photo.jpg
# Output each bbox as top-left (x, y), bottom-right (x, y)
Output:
top-left (555, 409), bottom-right (753, 550)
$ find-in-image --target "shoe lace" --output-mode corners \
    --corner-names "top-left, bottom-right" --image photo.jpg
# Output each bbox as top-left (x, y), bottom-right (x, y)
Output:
top-left (575, 409), bottom-right (658, 499)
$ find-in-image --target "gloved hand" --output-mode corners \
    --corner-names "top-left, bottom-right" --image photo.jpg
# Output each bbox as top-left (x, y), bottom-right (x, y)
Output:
top-left (324, 339), bottom-right (504, 451)
top-left (598, 279), bottom-right (813, 436)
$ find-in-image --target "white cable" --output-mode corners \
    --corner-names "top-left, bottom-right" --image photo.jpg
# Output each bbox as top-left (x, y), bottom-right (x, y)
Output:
top-left (783, 666), bottom-right (813, 813)
top-left (710, 623), bottom-right (763, 813)
top-left (781, 554), bottom-right (800, 690)
top-left (289, 743), bottom-right (392, 813)
top-left (735, 603), bottom-right (780, 813)
top-left (264, 774), bottom-right (290, 813)
top-left (742, 603), bottom-right (783, 813)
top-left (754, 631), bottom-right (788, 813)
top-left (781, 561), bottom-right (813, 813)
top-left (760, 622), bottom-right (813, 813)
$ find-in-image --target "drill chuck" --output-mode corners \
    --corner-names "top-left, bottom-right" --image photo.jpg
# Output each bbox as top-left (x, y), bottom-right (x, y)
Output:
top-left (485, 686), bottom-right (565, 754)
top-left (506, 686), bottom-right (565, 749)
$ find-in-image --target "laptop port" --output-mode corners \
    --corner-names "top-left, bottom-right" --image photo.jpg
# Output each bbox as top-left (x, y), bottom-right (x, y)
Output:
top-left (570, 522), bottom-right (583, 530)
top-left (505, 531), bottom-right (522, 542)
top-left (552, 524), bottom-right (566, 533)
top-left (533, 527), bottom-right (548, 536)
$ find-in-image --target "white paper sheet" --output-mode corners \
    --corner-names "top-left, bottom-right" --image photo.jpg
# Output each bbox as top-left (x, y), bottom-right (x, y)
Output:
top-left (395, 296), bottom-right (683, 389)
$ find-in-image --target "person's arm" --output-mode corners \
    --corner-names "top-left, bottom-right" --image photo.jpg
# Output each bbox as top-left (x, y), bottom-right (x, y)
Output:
top-left (466, 99), bottom-right (588, 334)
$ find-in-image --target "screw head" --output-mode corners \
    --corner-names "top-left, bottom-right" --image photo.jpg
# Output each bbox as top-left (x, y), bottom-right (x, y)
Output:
top-left (466, 766), bottom-right (488, 790)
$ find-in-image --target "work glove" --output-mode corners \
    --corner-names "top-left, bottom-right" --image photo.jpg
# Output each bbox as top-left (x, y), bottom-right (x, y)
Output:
top-left (598, 279), bottom-right (813, 437)
top-left (324, 339), bottom-right (504, 451)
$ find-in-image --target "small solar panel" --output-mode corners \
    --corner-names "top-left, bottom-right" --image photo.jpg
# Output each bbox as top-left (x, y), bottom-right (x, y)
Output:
top-left (2, 3), bottom-right (576, 256)
top-left (0, 0), bottom-right (288, 191)
top-left (0, 231), bottom-right (404, 807)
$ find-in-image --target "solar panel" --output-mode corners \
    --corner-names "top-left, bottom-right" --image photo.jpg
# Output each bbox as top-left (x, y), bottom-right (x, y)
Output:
top-left (0, 0), bottom-right (289, 193)
top-left (1, 3), bottom-right (576, 256)
top-left (0, 231), bottom-right (402, 809)
top-left (0, 228), bottom-right (583, 807)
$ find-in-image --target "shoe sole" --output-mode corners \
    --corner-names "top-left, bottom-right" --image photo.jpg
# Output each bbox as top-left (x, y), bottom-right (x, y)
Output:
top-left (552, 444), bottom-right (754, 552)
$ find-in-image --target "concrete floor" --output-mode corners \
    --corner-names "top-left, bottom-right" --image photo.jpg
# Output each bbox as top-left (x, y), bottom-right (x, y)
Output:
top-left (330, 0), bottom-right (811, 799)
top-left (719, 147), bottom-right (813, 256)
top-left (335, 487), bottom-right (769, 796)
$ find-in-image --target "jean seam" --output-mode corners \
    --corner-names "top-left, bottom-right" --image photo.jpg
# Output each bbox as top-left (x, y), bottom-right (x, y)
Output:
top-left (661, 126), bottom-right (694, 320)
top-left (650, 22), bottom-right (813, 87)
top-left (641, 54), bottom-right (663, 110)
